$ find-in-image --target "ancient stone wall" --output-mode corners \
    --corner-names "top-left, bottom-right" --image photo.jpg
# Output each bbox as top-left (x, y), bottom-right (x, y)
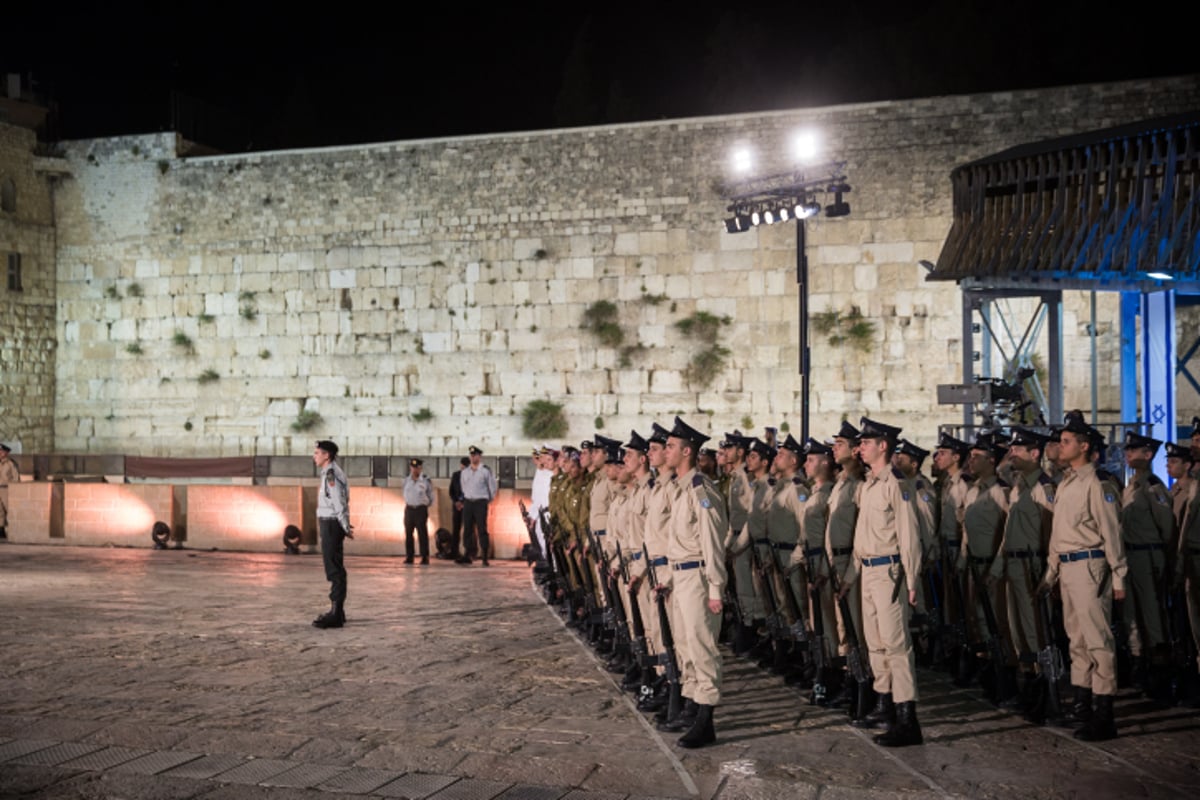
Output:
top-left (45, 76), bottom-right (1200, 456)
top-left (0, 122), bottom-right (57, 453)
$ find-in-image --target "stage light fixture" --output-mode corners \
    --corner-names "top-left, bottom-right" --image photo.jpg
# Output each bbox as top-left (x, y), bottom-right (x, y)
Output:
top-left (764, 209), bottom-right (775, 224)
top-left (751, 210), bottom-right (762, 226)
top-left (790, 130), bottom-right (819, 163)
top-left (1147, 272), bottom-right (1173, 280)
top-left (725, 218), bottom-right (739, 234)
top-left (732, 147), bottom-right (754, 174)
top-left (778, 206), bottom-right (791, 222)
top-left (825, 192), bottom-right (850, 218)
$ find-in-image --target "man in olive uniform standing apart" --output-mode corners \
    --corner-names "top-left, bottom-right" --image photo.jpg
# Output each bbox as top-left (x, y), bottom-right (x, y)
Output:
top-left (0, 443), bottom-right (19, 539)
top-left (1038, 415), bottom-right (1127, 741)
top-left (845, 418), bottom-right (924, 747)
top-left (661, 417), bottom-right (729, 748)
top-left (313, 440), bottom-right (352, 629)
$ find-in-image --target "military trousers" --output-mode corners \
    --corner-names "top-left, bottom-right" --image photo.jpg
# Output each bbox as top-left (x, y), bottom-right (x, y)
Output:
top-left (319, 518), bottom-right (348, 604)
top-left (1059, 556), bottom-right (1117, 695)
top-left (861, 560), bottom-right (918, 703)
top-left (673, 566), bottom-right (723, 706)
top-left (1122, 547), bottom-right (1166, 656)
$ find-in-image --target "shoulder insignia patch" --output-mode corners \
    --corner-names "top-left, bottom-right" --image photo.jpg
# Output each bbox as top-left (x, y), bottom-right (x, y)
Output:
top-left (700, 497), bottom-right (712, 509)
top-left (1104, 492), bottom-right (1116, 503)
top-left (692, 473), bottom-right (704, 488)
top-left (921, 491), bottom-right (933, 503)
top-left (901, 488), bottom-right (911, 502)
top-left (1044, 488), bottom-right (1055, 504)
top-left (797, 490), bottom-right (809, 502)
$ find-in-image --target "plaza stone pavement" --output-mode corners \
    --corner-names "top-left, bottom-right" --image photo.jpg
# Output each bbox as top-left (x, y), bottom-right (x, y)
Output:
top-left (0, 546), bottom-right (1197, 800)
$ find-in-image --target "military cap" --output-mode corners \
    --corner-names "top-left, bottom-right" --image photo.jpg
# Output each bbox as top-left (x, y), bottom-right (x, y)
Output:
top-left (1165, 441), bottom-right (1194, 461)
top-left (580, 439), bottom-right (595, 451)
top-left (1046, 426), bottom-right (1063, 443)
top-left (1191, 415), bottom-right (1200, 432)
top-left (833, 420), bottom-right (861, 441)
top-left (747, 438), bottom-right (776, 460)
top-left (668, 416), bottom-right (710, 448)
top-left (649, 422), bottom-right (672, 445)
top-left (721, 432), bottom-right (752, 449)
top-left (970, 432), bottom-right (1005, 460)
top-left (1061, 413), bottom-right (1096, 439)
top-left (1123, 431), bottom-right (1162, 456)
top-left (858, 417), bottom-right (902, 440)
top-left (315, 440), bottom-right (339, 458)
top-left (803, 437), bottom-right (834, 456)
top-left (605, 446), bottom-right (625, 465)
top-left (409, 458), bottom-right (423, 467)
top-left (625, 430), bottom-right (650, 453)
top-left (0, 443), bottom-right (10, 453)
top-left (561, 445), bottom-right (579, 455)
top-left (895, 439), bottom-right (929, 463)
top-left (468, 445), bottom-right (483, 455)
top-left (936, 431), bottom-right (971, 456)
top-left (779, 434), bottom-right (805, 455)
top-left (1010, 427), bottom-right (1049, 449)
top-left (699, 447), bottom-right (717, 458)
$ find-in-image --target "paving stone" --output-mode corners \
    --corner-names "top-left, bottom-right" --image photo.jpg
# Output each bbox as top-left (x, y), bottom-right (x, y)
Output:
top-left (375, 772), bottom-right (459, 799)
top-left (315, 766), bottom-right (406, 793)
top-left (0, 738), bottom-right (59, 763)
top-left (494, 785), bottom-right (568, 800)
top-left (262, 762), bottom-right (351, 788)
top-left (8, 740), bottom-right (105, 766)
top-left (111, 749), bottom-right (206, 775)
top-left (161, 752), bottom-right (249, 779)
top-left (559, 792), bottom-right (627, 800)
top-left (210, 757), bottom-right (296, 784)
top-left (56, 745), bottom-right (153, 770)
top-left (0, 764), bottom-right (82, 796)
top-left (426, 778), bottom-right (513, 800)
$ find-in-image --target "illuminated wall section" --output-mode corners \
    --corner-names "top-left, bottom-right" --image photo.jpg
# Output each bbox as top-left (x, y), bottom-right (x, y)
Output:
top-left (62, 484), bottom-right (178, 547)
top-left (185, 485), bottom-right (300, 551)
top-left (5, 482), bottom-right (63, 542)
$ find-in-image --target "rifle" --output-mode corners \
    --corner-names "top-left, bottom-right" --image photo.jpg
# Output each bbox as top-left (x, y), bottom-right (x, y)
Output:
top-left (944, 548), bottom-right (972, 682)
top-left (519, 500), bottom-right (546, 566)
top-left (745, 536), bottom-right (784, 645)
top-left (965, 559), bottom-right (1018, 704)
top-left (803, 548), bottom-right (829, 704)
top-left (589, 529), bottom-right (628, 647)
top-left (644, 543), bottom-right (682, 722)
top-left (616, 542), bottom-right (650, 671)
top-left (538, 507), bottom-right (573, 614)
top-left (1028, 588), bottom-right (1066, 724)
top-left (826, 556), bottom-right (873, 718)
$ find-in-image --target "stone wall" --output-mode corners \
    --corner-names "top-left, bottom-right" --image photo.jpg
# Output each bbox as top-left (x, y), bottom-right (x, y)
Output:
top-left (44, 76), bottom-right (1200, 456)
top-left (0, 122), bottom-right (58, 453)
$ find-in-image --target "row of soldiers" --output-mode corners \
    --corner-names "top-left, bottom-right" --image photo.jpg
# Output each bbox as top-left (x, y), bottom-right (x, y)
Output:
top-left (520, 413), bottom-right (1200, 750)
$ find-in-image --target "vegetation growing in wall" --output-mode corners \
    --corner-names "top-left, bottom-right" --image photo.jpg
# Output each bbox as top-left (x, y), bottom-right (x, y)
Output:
top-left (125, 342), bottom-right (143, 356)
top-left (582, 300), bottom-right (624, 347)
top-left (127, 282), bottom-right (143, 298)
top-left (741, 415), bottom-right (754, 430)
top-left (779, 421), bottom-right (790, 433)
top-left (594, 416), bottom-right (605, 429)
top-left (812, 307), bottom-right (876, 352)
top-left (618, 343), bottom-right (646, 368)
top-left (197, 369), bottom-right (220, 384)
top-left (259, 349), bottom-right (271, 359)
top-left (412, 407), bottom-right (435, 423)
top-left (104, 285), bottom-right (121, 300)
top-left (172, 331), bottom-right (195, 355)
top-left (522, 400), bottom-right (568, 439)
top-left (675, 311), bottom-right (732, 388)
top-left (291, 409), bottom-right (322, 432)
top-left (238, 291), bottom-right (258, 321)
top-left (198, 313), bottom-right (215, 324)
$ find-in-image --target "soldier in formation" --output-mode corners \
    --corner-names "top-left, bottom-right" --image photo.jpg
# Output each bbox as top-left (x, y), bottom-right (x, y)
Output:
top-left (526, 411), bottom-right (1200, 750)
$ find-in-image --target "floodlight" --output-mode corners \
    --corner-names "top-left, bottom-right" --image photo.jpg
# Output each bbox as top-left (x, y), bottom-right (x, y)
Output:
top-left (791, 130), bottom-right (819, 163)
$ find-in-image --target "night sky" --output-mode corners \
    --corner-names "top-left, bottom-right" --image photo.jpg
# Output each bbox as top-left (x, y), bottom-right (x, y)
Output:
top-left (5, 2), bottom-right (1197, 152)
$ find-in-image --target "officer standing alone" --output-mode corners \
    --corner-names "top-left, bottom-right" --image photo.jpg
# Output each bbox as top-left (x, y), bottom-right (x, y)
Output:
top-left (402, 458), bottom-right (434, 565)
top-left (313, 440), bottom-right (352, 629)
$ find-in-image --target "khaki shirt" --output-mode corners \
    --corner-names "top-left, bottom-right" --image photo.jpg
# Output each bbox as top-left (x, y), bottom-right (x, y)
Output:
top-left (825, 471), bottom-right (862, 585)
top-left (1120, 470), bottom-right (1173, 546)
top-left (725, 467), bottom-right (753, 548)
top-left (0, 459), bottom-right (18, 486)
top-left (991, 468), bottom-right (1054, 580)
top-left (908, 473), bottom-right (938, 561)
top-left (1044, 462), bottom-right (1127, 591)
top-left (621, 472), bottom-right (654, 579)
top-left (736, 475), bottom-right (776, 551)
top-left (961, 474), bottom-right (1009, 564)
top-left (939, 470), bottom-right (971, 549)
top-left (642, 471), bottom-right (678, 581)
top-left (767, 475), bottom-right (805, 547)
top-left (849, 465), bottom-right (922, 593)
top-left (667, 468), bottom-right (729, 600)
top-left (791, 479), bottom-right (833, 574)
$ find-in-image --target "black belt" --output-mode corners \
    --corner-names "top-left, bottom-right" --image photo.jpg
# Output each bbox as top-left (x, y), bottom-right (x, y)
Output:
top-left (968, 556), bottom-right (993, 565)
top-left (593, 530), bottom-right (607, 536)
top-left (862, 554), bottom-right (900, 567)
top-left (1060, 549), bottom-right (1105, 563)
top-left (803, 546), bottom-right (825, 558)
top-left (771, 541), bottom-right (796, 551)
top-left (754, 537), bottom-right (770, 545)
top-left (650, 556), bottom-right (669, 567)
top-left (629, 551), bottom-right (643, 561)
top-left (831, 546), bottom-right (853, 556)
top-left (406, 504), bottom-right (428, 510)
top-left (1126, 542), bottom-right (1163, 552)
top-left (673, 560), bottom-right (706, 571)
top-left (944, 539), bottom-right (961, 549)
top-left (1004, 550), bottom-right (1042, 559)
top-left (465, 497), bottom-right (489, 502)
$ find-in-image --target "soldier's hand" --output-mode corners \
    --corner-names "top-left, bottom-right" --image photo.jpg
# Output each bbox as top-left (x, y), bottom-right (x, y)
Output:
top-left (707, 598), bottom-right (723, 615)
top-left (628, 576), bottom-right (642, 593)
top-left (908, 589), bottom-right (918, 607)
top-left (654, 584), bottom-right (671, 600)
top-left (1113, 588), bottom-right (1126, 602)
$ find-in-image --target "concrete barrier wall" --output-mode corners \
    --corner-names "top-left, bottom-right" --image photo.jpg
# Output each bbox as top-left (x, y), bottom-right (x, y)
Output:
top-left (4, 482), bottom-right (535, 557)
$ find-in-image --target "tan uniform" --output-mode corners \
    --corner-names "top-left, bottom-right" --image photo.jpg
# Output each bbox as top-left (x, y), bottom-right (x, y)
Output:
top-left (0, 457), bottom-right (18, 530)
top-left (725, 468), bottom-right (759, 623)
top-left (619, 473), bottom-right (659, 662)
top-left (788, 479), bottom-right (836, 649)
top-left (1177, 480), bottom-right (1200, 669)
top-left (960, 475), bottom-right (1009, 642)
top-left (644, 472), bottom-right (680, 675)
top-left (908, 473), bottom-right (937, 614)
top-left (848, 465), bottom-right (922, 703)
top-left (938, 469), bottom-right (972, 631)
top-left (1120, 470), bottom-right (1173, 655)
top-left (765, 475), bottom-right (806, 630)
top-left (1042, 462), bottom-right (1127, 696)
top-left (825, 471), bottom-right (862, 655)
top-left (990, 469), bottom-right (1055, 657)
top-left (668, 468), bottom-right (729, 705)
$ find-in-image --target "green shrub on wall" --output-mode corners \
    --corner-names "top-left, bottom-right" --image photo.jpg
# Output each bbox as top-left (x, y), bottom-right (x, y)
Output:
top-left (522, 400), bottom-right (568, 439)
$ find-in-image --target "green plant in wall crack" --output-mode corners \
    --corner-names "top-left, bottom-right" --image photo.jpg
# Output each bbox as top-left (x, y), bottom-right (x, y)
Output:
top-left (125, 342), bottom-right (144, 356)
top-left (197, 368), bottom-right (220, 384)
top-left (522, 399), bottom-right (568, 439)
top-left (675, 311), bottom-right (732, 388)
top-left (104, 285), bottom-right (122, 300)
top-left (127, 282), bottom-right (143, 298)
top-left (581, 300), bottom-right (624, 348)
top-left (238, 290), bottom-right (258, 321)
top-left (172, 331), bottom-right (195, 355)
top-left (812, 307), bottom-right (876, 353)
top-left (412, 407), bottom-right (435, 423)
top-left (291, 409), bottom-right (322, 432)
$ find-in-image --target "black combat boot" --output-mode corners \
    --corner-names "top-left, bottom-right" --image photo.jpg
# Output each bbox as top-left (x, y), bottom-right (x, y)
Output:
top-left (658, 698), bottom-right (697, 733)
top-left (1060, 685), bottom-right (1092, 728)
top-left (312, 601), bottom-right (345, 629)
top-left (621, 663), bottom-right (643, 692)
top-left (851, 691), bottom-right (894, 730)
top-left (875, 701), bottom-right (924, 747)
top-left (639, 676), bottom-right (669, 712)
top-left (1075, 694), bottom-right (1117, 741)
top-left (677, 704), bottom-right (716, 749)
top-left (732, 620), bottom-right (755, 656)
top-left (655, 682), bottom-right (683, 724)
